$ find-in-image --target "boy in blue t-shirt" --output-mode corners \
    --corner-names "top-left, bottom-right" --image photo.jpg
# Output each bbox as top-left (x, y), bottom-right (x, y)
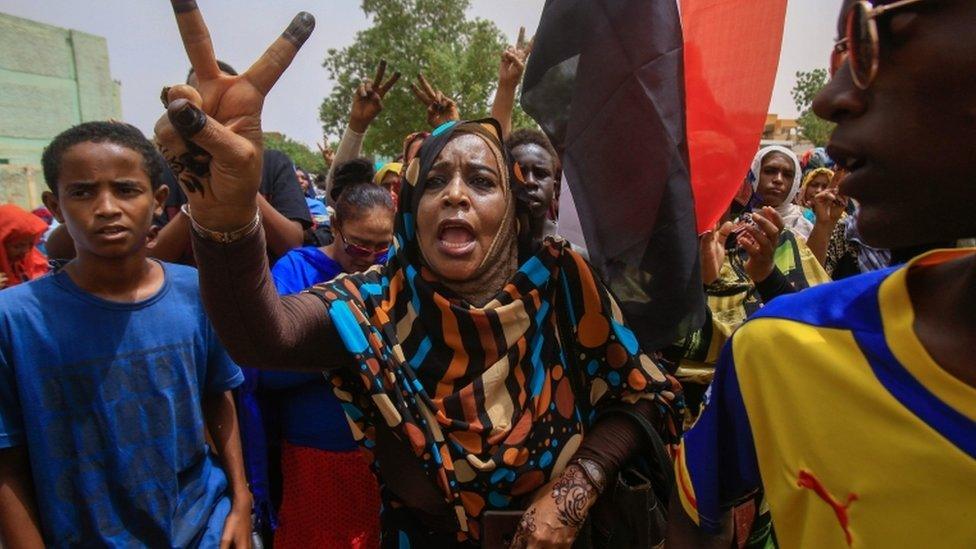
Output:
top-left (0, 122), bottom-right (251, 547)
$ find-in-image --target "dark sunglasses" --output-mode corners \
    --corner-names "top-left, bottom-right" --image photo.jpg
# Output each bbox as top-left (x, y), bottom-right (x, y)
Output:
top-left (338, 230), bottom-right (390, 259)
top-left (832, 0), bottom-right (929, 89)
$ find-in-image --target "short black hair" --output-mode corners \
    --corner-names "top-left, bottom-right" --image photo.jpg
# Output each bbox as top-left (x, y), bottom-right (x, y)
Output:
top-left (41, 121), bottom-right (166, 194)
top-left (335, 181), bottom-right (394, 224)
top-left (186, 60), bottom-right (238, 83)
top-left (331, 158), bottom-right (376, 202)
top-left (506, 128), bottom-right (561, 175)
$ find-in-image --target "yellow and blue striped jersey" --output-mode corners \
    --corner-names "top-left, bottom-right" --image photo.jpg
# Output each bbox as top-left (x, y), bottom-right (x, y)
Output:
top-left (676, 249), bottom-right (976, 548)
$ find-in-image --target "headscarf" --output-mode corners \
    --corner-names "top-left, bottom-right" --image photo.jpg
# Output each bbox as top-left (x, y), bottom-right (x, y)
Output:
top-left (748, 146), bottom-right (813, 239)
top-left (402, 131), bottom-right (430, 165)
top-left (0, 204), bottom-right (49, 287)
top-left (374, 162), bottom-right (403, 186)
top-left (800, 146), bottom-right (835, 172)
top-left (305, 119), bottom-right (682, 541)
top-left (801, 168), bottom-right (835, 196)
top-left (374, 161), bottom-right (404, 210)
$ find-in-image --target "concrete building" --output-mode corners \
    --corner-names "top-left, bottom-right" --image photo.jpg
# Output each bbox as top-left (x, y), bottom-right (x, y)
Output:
top-left (0, 13), bottom-right (121, 209)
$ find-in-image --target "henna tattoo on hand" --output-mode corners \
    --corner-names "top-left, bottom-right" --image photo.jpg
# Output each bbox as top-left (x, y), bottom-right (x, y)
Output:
top-left (159, 144), bottom-right (211, 197)
top-left (510, 508), bottom-right (537, 549)
top-left (550, 465), bottom-right (594, 529)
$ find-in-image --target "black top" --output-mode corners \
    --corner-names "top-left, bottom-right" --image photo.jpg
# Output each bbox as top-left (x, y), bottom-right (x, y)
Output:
top-left (164, 149), bottom-right (312, 229)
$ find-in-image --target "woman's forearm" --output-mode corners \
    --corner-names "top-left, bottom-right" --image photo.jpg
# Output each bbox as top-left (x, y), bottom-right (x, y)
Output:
top-left (491, 81), bottom-right (519, 139)
top-left (256, 194), bottom-right (303, 257)
top-left (807, 220), bottom-right (836, 266)
top-left (191, 225), bottom-right (350, 371)
top-left (325, 125), bottom-right (366, 204)
top-left (149, 212), bottom-right (192, 262)
top-left (571, 399), bottom-right (660, 481)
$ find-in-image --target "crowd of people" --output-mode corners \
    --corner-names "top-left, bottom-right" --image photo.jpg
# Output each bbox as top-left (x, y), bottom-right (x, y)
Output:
top-left (0, 0), bottom-right (973, 547)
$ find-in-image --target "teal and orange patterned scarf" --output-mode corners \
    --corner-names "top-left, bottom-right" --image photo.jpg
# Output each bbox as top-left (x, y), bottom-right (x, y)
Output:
top-left (307, 120), bottom-right (683, 541)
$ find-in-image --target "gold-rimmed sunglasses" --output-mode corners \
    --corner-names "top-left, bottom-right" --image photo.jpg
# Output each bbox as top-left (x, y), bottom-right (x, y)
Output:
top-left (831, 0), bottom-right (929, 89)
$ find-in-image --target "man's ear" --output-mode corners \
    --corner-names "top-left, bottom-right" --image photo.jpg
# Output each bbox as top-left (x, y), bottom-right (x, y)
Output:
top-left (154, 184), bottom-right (170, 218)
top-left (42, 191), bottom-right (64, 223)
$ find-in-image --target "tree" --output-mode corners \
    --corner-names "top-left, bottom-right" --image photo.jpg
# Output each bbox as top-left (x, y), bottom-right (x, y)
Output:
top-left (264, 132), bottom-right (328, 174)
top-left (319, 0), bottom-right (534, 156)
top-left (791, 68), bottom-right (834, 147)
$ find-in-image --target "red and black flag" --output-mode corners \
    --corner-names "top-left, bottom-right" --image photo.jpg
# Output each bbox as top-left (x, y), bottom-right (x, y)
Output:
top-left (521, 0), bottom-right (703, 351)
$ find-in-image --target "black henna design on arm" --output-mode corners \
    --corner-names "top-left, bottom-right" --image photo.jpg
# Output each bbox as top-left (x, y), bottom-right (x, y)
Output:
top-left (550, 465), bottom-right (594, 529)
top-left (510, 508), bottom-right (537, 549)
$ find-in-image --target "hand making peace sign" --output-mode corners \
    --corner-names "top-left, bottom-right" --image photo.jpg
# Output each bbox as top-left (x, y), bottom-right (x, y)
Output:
top-left (348, 59), bottom-right (401, 133)
top-left (498, 26), bottom-right (534, 88)
top-left (154, 0), bottom-right (314, 232)
top-left (410, 73), bottom-right (460, 128)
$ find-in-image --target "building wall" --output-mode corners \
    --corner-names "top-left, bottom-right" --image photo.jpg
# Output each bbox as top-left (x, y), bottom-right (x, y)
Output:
top-left (0, 13), bottom-right (121, 208)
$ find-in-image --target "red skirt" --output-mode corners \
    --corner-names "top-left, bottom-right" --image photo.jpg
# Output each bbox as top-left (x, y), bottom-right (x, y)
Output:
top-left (274, 443), bottom-right (382, 549)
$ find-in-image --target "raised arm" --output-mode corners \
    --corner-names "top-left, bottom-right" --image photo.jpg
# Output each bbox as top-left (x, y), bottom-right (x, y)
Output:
top-left (325, 60), bottom-right (401, 200)
top-left (410, 73), bottom-right (461, 128)
top-left (192, 225), bottom-right (348, 370)
top-left (806, 189), bottom-right (848, 266)
top-left (154, 1), bottom-right (348, 371)
top-left (491, 27), bottom-right (533, 139)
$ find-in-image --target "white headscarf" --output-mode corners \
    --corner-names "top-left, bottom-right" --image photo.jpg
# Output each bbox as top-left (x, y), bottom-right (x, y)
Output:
top-left (748, 146), bottom-right (813, 239)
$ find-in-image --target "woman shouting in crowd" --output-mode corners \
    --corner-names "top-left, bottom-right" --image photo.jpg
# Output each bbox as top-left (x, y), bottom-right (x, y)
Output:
top-left (153, 2), bottom-right (681, 547)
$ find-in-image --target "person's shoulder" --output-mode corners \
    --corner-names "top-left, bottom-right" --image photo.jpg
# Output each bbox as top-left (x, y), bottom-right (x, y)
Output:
top-left (273, 247), bottom-right (324, 270)
top-left (0, 275), bottom-right (56, 313)
top-left (159, 261), bottom-right (203, 297)
top-left (745, 267), bottom-right (897, 333)
top-left (262, 148), bottom-right (293, 169)
top-left (161, 260), bottom-right (198, 280)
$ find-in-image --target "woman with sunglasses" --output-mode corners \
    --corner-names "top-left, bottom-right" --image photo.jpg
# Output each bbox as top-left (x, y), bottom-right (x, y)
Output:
top-left (237, 182), bottom-right (394, 548)
top-left (671, 0), bottom-right (976, 547)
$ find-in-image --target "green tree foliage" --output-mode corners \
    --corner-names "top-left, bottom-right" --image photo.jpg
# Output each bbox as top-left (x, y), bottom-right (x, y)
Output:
top-left (263, 132), bottom-right (327, 174)
top-left (319, 0), bottom-right (534, 156)
top-left (791, 68), bottom-right (835, 147)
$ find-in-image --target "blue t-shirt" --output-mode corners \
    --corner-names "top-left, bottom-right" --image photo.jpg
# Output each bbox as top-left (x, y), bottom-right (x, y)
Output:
top-left (265, 247), bottom-right (356, 451)
top-left (0, 262), bottom-right (244, 548)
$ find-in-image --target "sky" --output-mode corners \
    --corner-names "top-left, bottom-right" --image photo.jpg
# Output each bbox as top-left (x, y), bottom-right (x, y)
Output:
top-left (0, 0), bottom-right (843, 148)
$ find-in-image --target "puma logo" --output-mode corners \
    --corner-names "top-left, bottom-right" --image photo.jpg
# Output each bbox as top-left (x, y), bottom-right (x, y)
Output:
top-left (797, 470), bottom-right (858, 546)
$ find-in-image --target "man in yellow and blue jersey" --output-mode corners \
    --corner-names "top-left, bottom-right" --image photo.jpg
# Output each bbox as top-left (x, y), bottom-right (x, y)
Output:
top-left (669, 0), bottom-right (976, 547)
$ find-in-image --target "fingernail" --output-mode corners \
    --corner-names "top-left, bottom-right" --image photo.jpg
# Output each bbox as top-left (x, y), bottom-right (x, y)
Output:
top-left (282, 12), bottom-right (315, 47)
top-left (160, 87), bottom-right (171, 108)
top-left (171, 0), bottom-right (198, 14)
top-left (167, 99), bottom-right (207, 138)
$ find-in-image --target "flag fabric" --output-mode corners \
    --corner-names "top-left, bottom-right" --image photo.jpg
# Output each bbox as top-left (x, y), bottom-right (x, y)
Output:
top-left (522, 0), bottom-right (704, 351)
top-left (682, 0), bottom-right (789, 233)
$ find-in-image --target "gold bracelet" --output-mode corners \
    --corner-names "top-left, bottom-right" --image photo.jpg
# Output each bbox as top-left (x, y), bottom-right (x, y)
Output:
top-left (182, 204), bottom-right (261, 244)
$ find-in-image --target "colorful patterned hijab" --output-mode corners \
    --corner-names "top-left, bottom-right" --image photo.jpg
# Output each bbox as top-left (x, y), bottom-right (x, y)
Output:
top-left (306, 119), bottom-right (683, 541)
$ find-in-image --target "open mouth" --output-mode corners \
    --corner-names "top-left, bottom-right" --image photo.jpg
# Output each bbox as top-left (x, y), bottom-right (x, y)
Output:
top-left (96, 225), bottom-right (129, 238)
top-left (436, 218), bottom-right (477, 257)
top-left (827, 145), bottom-right (867, 174)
